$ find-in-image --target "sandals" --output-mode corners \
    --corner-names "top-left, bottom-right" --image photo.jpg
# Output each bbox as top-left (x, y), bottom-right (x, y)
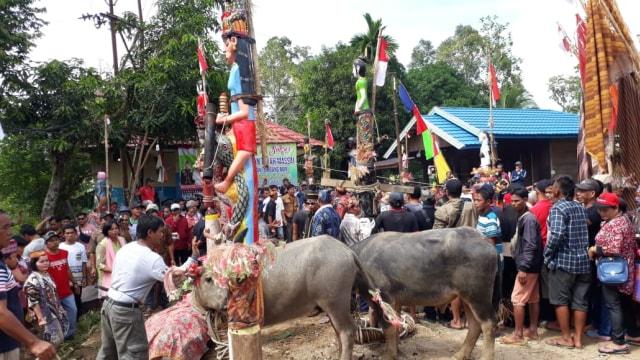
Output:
top-left (444, 321), bottom-right (466, 330)
top-left (598, 342), bottom-right (630, 355)
top-left (500, 334), bottom-right (526, 345)
top-left (545, 337), bottom-right (574, 349)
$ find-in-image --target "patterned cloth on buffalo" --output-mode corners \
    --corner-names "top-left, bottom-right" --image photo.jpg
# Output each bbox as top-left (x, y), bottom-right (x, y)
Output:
top-left (145, 294), bottom-right (210, 360)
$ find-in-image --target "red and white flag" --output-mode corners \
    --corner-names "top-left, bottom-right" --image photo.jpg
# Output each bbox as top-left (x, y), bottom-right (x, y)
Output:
top-left (489, 62), bottom-right (500, 106)
top-left (375, 37), bottom-right (389, 87)
top-left (325, 121), bottom-right (334, 150)
top-left (197, 39), bottom-right (208, 75)
top-left (557, 23), bottom-right (572, 53)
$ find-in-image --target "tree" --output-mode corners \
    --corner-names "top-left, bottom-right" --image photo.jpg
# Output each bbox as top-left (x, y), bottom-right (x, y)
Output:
top-left (0, 0), bottom-right (46, 93)
top-left (350, 13), bottom-right (398, 63)
top-left (1, 60), bottom-right (105, 217)
top-left (436, 25), bottom-right (486, 85)
top-left (259, 36), bottom-right (309, 126)
top-left (499, 80), bottom-right (537, 108)
top-left (409, 39), bottom-right (436, 69)
top-left (548, 74), bottom-right (581, 113)
top-left (405, 61), bottom-right (485, 110)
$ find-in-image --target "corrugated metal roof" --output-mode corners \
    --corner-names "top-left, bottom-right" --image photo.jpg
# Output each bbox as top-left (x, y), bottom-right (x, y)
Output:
top-left (383, 107), bottom-right (579, 158)
top-left (441, 107), bottom-right (579, 138)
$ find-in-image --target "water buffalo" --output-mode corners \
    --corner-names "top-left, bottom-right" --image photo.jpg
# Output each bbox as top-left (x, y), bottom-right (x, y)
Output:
top-left (191, 236), bottom-right (389, 360)
top-left (351, 227), bottom-right (499, 360)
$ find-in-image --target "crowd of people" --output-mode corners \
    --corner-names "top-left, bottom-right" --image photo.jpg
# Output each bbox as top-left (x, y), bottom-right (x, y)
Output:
top-left (1, 168), bottom-right (640, 358)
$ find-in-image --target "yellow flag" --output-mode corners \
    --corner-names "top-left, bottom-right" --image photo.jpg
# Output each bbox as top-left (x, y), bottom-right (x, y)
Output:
top-left (434, 152), bottom-right (451, 184)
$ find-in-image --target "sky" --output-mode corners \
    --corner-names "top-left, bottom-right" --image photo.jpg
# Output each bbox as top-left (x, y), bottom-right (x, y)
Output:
top-left (31, 0), bottom-right (640, 110)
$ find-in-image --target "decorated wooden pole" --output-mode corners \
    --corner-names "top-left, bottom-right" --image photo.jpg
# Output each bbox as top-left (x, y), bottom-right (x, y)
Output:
top-left (216, 1), bottom-right (263, 358)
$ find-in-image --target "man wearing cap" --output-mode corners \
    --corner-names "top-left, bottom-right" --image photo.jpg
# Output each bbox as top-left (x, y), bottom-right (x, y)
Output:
top-left (292, 192), bottom-right (318, 240)
top-left (373, 192), bottom-right (418, 233)
top-left (43, 231), bottom-right (78, 339)
top-left (575, 179), bottom-right (603, 247)
top-left (0, 211), bottom-right (56, 360)
top-left (165, 203), bottom-right (191, 265)
top-left (510, 161), bottom-right (527, 187)
top-left (310, 190), bottom-right (341, 238)
top-left (544, 175), bottom-right (591, 349)
top-left (433, 179), bottom-right (477, 229)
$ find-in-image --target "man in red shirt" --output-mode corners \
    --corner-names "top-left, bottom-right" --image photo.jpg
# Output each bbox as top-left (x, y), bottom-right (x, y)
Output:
top-left (164, 204), bottom-right (190, 265)
top-left (528, 179), bottom-right (554, 324)
top-left (43, 231), bottom-right (77, 339)
top-left (138, 178), bottom-right (156, 204)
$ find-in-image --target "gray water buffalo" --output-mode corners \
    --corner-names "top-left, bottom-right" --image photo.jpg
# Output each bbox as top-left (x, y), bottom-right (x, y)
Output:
top-left (351, 227), bottom-right (499, 360)
top-left (192, 235), bottom-right (388, 360)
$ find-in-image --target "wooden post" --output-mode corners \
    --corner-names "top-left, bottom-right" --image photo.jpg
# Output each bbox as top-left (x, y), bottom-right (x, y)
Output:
top-left (228, 1), bottom-right (262, 359)
top-left (488, 54), bottom-right (497, 169)
top-left (392, 77), bottom-right (402, 174)
top-left (104, 115), bottom-right (110, 207)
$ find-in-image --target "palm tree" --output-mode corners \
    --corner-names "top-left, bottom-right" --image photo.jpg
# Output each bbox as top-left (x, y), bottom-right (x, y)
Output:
top-left (350, 13), bottom-right (398, 63)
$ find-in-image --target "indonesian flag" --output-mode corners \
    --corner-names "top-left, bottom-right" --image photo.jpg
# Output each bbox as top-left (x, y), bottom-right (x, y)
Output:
top-left (489, 62), bottom-right (500, 106)
top-left (325, 121), bottom-right (334, 150)
top-left (197, 39), bottom-right (208, 75)
top-left (375, 37), bottom-right (389, 87)
top-left (557, 23), bottom-right (572, 53)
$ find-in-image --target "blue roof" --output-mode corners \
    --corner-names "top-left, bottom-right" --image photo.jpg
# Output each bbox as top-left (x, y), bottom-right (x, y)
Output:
top-left (383, 107), bottom-right (579, 158)
top-left (441, 107), bottom-right (579, 138)
top-left (426, 113), bottom-right (480, 149)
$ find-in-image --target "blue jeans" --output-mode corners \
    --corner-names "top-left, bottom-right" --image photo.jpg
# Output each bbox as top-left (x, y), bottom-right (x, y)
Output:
top-left (60, 294), bottom-right (77, 339)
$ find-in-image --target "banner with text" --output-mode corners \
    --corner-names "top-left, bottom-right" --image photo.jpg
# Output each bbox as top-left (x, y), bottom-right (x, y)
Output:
top-left (256, 143), bottom-right (298, 186)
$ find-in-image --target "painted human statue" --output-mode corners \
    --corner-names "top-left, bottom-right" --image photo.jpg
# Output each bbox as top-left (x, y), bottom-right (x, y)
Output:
top-left (351, 58), bottom-right (374, 182)
top-left (213, 33), bottom-right (259, 245)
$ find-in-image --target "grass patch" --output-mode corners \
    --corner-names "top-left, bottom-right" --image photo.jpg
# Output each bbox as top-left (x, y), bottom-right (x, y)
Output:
top-left (58, 310), bottom-right (101, 357)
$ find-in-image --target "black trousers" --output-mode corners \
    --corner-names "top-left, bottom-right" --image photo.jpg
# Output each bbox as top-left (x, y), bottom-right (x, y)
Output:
top-left (601, 284), bottom-right (640, 345)
top-left (173, 249), bottom-right (191, 266)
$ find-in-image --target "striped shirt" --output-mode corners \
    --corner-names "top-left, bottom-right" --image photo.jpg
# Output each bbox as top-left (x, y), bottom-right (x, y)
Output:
top-left (477, 210), bottom-right (503, 253)
top-left (1, 259), bottom-right (21, 353)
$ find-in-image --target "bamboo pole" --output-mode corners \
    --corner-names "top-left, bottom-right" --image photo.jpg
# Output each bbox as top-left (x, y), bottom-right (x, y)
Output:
top-left (392, 76), bottom-right (402, 174)
top-left (488, 54), bottom-right (497, 169)
top-left (370, 27), bottom-right (383, 115)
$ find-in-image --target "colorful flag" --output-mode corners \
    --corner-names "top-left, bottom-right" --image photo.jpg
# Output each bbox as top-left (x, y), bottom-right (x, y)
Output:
top-left (433, 143), bottom-right (451, 184)
top-left (325, 120), bottom-right (334, 150)
top-left (576, 14), bottom-right (587, 89)
top-left (557, 23), bottom-right (572, 53)
top-left (489, 62), bottom-right (500, 106)
top-left (398, 82), bottom-right (428, 135)
top-left (375, 37), bottom-right (389, 86)
top-left (197, 39), bottom-right (208, 75)
top-left (422, 130), bottom-right (437, 160)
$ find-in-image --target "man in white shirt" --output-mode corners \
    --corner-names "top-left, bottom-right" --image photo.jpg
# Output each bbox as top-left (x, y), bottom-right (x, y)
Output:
top-left (59, 225), bottom-right (88, 318)
top-left (97, 215), bottom-right (199, 360)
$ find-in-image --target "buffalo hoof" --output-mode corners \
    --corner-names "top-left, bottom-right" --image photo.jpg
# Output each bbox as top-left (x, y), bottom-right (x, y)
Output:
top-left (452, 350), bottom-right (470, 360)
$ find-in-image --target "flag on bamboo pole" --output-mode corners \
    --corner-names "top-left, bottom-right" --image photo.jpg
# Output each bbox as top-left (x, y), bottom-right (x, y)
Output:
top-left (197, 39), bottom-right (208, 75)
top-left (375, 37), bottom-right (389, 86)
top-left (398, 82), bottom-right (435, 159)
top-left (324, 120), bottom-right (334, 150)
top-left (434, 154), bottom-right (451, 184)
top-left (557, 23), bottom-right (573, 53)
top-left (489, 62), bottom-right (500, 106)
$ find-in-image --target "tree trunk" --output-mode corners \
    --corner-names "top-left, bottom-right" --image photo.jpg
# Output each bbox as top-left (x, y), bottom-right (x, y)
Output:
top-left (41, 152), bottom-right (68, 218)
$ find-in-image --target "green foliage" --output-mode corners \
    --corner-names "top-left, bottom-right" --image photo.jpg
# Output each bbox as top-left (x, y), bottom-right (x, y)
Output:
top-left (0, 0), bottom-right (46, 92)
top-left (110, 0), bottom-right (227, 146)
top-left (548, 74), bottom-right (581, 113)
top-left (409, 39), bottom-right (436, 69)
top-left (405, 62), bottom-right (485, 110)
top-left (350, 13), bottom-right (398, 63)
top-left (259, 36), bottom-right (310, 127)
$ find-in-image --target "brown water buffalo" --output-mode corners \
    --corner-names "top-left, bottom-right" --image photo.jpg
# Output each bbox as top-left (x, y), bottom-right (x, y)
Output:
top-left (191, 236), bottom-right (389, 360)
top-left (351, 227), bottom-right (499, 360)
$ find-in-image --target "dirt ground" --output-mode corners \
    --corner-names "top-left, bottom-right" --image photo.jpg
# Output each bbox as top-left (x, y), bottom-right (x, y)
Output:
top-left (62, 315), bottom-right (639, 360)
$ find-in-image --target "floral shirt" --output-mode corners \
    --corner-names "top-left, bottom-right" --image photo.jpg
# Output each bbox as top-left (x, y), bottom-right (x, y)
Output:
top-left (595, 214), bottom-right (637, 295)
top-left (310, 204), bottom-right (341, 238)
